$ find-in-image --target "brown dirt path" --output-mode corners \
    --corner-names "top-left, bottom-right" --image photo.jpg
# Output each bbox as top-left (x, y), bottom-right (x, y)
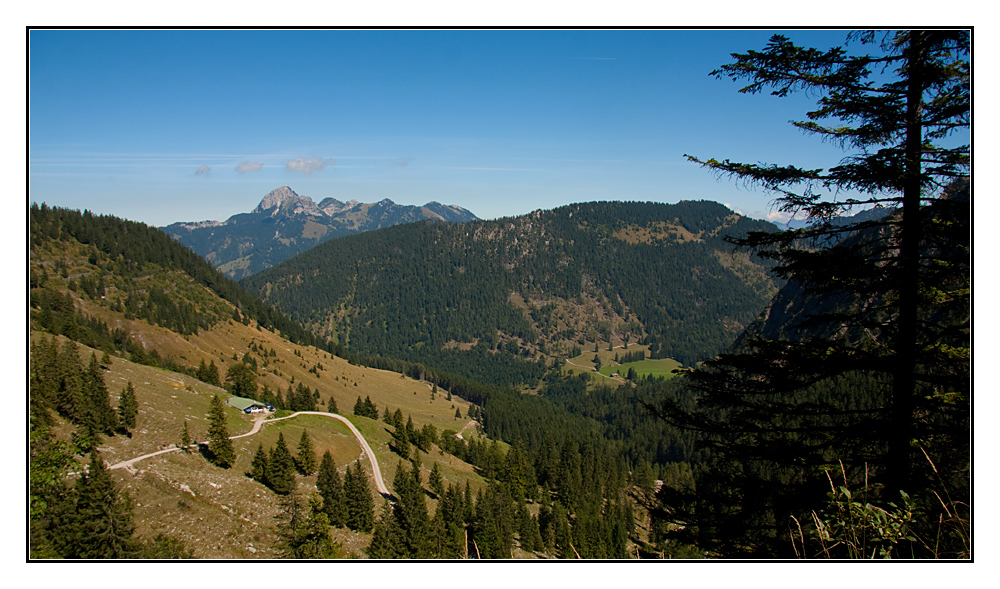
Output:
top-left (109, 411), bottom-right (390, 496)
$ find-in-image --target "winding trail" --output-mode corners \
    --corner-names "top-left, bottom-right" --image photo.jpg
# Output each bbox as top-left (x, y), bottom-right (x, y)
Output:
top-left (109, 411), bottom-right (390, 497)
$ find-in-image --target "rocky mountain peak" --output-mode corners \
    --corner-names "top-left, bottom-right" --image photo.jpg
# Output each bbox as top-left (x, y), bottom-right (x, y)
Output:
top-left (253, 186), bottom-right (322, 216)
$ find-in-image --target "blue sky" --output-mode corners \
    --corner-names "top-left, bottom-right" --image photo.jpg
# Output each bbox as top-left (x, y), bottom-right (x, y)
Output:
top-left (30, 29), bottom-right (900, 227)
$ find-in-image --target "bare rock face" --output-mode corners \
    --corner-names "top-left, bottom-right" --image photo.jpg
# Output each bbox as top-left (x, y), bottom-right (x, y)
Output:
top-left (318, 197), bottom-right (360, 215)
top-left (253, 186), bottom-right (322, 216)
top-left (253, 185), bottom-right (298, 212)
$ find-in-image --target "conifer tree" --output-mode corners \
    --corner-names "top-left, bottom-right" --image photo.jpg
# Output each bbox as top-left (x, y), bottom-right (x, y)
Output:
top-left (248, 442), bottom-right (269, 484)
top-left (392, 419), bottom-right (411, 459)
top-left (84, 353), bottom-right (117, 433)
top-left (367, 500), bottom-right (404, 559)
top-left (470, 482), bottom-right (516, 558)
top-left (295, 430), bottom-right (317, 475)
top-left (197, 359), bottom-right (210, 383)
top-left (463, 480), bottom-right (474, 525)
top-left (518, 502), bottom-right (544, 553)
top-left (327, 395), bottom-right (338, 414)
top-left (71, 449), bottom-right (139, 558)
top-left (538, 503), bottom-right (556, 553)
top-left (180, 420), bottom-right (192, 452)
top-left (206, 360), bottom-right (220, 386)
top-left (29, 338), bottom-right (57, 428)
top-left (343, 462), bottom-right (374, 532)
top-left (411, 452), bottom-right (423, 486)
top-left (663, 30), bottom-right (970, 557)
top-left (501, 440), bottom-right (533, 503)
top-left (267, 432), bottom-right (296, 494)
top-left (550, 501), bottom-right (573, 558)
top-left (56, 340), bottom-right (84, 423)
top-left (225, 362), bottom-right (257, 398)
top-left (317, 451), bottom-right (346, 527)
top-left (428, 462), bottom-right (445, 498)
top-left (29, 425), bottom-right (76, 558)
top-left (278, 491), bottom-right (337, 559)
top-left (117, 381), bottom-right (138, 434)
top-left (390, 460), bottom-right (433, 557)
top-left (206, 394), bottom-right (235, 468)
top-left (430, 501), bottom-right (464, 559)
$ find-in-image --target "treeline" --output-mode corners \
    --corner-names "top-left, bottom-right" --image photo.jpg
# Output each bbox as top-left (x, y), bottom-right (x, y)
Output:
top-left (615, 349), bottom-right (646, 365)
top-left (30, 286), bottom-right (198, 376)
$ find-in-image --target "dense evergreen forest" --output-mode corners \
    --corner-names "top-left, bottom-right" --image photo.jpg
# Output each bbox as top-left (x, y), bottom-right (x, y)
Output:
top-left (243, 200), bottom-right (780, 383)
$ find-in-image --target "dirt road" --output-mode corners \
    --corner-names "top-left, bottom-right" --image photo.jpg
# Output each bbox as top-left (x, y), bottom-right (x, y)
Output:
top-left (109, 411), bottom-right (390, 496)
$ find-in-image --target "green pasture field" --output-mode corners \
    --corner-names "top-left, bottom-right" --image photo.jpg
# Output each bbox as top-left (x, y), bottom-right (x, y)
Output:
top-left (599, 358), bottom-right (681, 379)
top-left (563, 344), bottom-right (681, 382)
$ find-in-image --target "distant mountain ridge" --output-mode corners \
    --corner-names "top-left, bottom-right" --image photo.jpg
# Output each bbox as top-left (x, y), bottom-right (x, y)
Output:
top-left (164, 186), bottom-right (478, 279)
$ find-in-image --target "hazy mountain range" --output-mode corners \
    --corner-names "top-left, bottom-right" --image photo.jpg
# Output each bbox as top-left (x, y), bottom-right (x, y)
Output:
top-left (163, 186), bottom-right (478, 280)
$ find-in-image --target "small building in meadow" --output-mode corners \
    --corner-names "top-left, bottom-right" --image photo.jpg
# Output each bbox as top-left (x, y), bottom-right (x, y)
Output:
top-left (226, 396), bottom-right (270, 414)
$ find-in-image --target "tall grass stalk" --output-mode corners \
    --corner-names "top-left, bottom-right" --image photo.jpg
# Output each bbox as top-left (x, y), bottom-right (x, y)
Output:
top-left (793, 450), bottom-right (969, 559)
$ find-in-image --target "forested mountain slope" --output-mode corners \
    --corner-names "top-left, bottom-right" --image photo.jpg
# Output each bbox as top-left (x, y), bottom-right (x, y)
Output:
top-left (243, 200), bottom-right (782, 381)
top-left (30, 203), bottom-right (700, 559)
top-left (164, 186), bottom-right (478, 280)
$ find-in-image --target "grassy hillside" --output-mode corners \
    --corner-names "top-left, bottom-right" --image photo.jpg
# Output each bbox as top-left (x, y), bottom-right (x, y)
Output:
top-left (30, 326), bottom-right (486, 559)
top-left (29, 209), bottom-right (491, 558)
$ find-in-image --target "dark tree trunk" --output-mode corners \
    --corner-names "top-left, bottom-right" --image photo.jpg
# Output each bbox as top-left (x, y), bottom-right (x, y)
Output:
top-left (890, 30), bottom-right (926, 494)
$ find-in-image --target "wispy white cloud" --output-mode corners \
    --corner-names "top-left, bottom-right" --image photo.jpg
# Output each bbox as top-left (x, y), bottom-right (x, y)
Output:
top-left (286, 156), bottom-right (335, 173)
top-left (764, 210), bottom-right (808, 224)
top-left (235, 161), bottom-right (264, 174)
top-left (195, 165), bottom-right (211, 176)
